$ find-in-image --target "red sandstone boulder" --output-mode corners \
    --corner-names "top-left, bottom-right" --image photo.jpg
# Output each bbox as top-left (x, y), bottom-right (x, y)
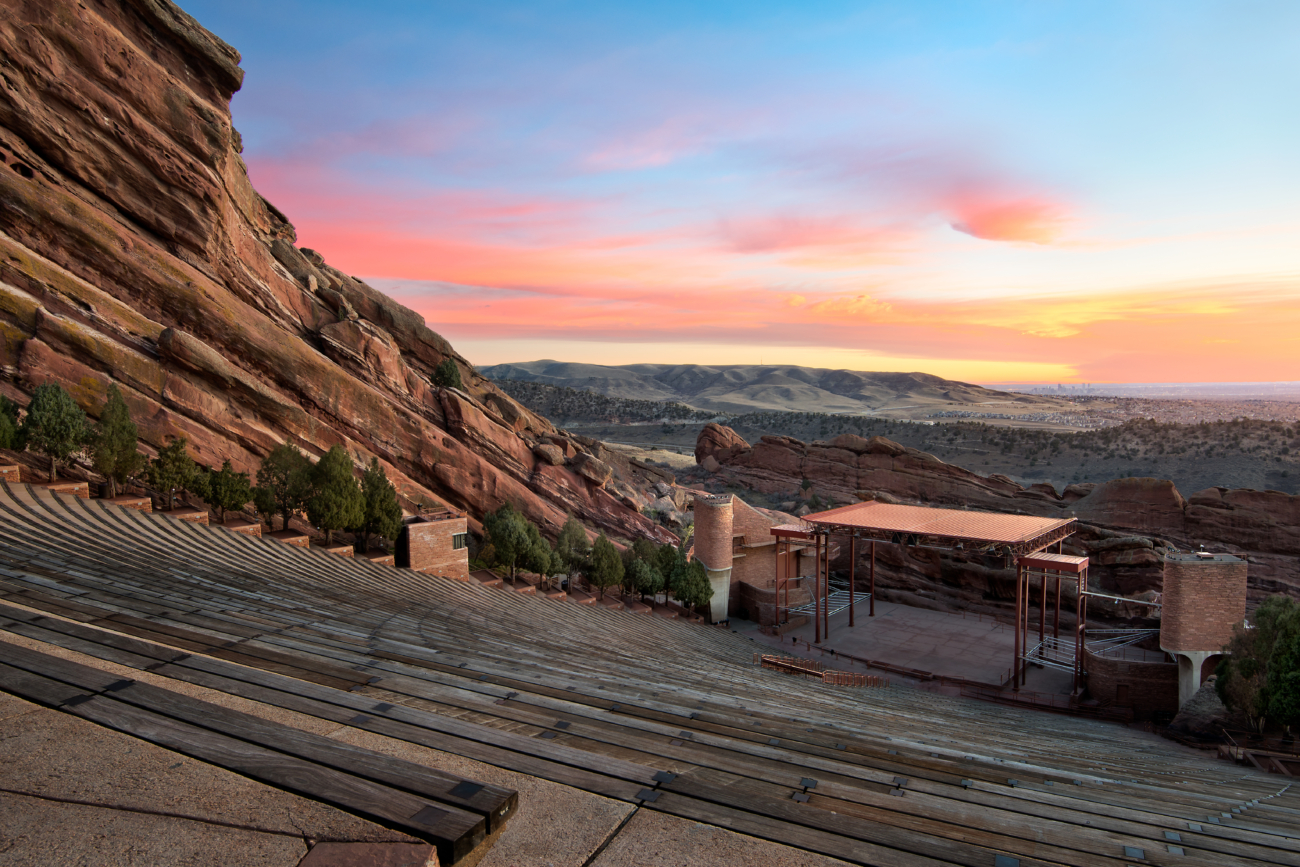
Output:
top-left (570, 453), bottom-right (614, 487)
top-left (695, 422), bottom-right (749, 464)
top-left (533, 443), bottom-right (565, 466)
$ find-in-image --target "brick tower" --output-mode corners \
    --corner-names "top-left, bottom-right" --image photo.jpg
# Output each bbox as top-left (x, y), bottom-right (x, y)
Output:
top-left (1159, 552), bottom-right (1247, 707)
top-left (692, 494), bottom-right (734, 623)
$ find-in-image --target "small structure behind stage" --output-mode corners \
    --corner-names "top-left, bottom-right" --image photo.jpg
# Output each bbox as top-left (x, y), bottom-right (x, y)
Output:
top-left (690, 493), bottom-right (817, 625)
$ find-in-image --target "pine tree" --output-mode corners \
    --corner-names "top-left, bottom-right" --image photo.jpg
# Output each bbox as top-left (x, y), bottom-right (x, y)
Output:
top-left (483, 501), bottom-right (530, 581)
top-left (251, 485), bottom-right (277, 529)
top-left (674, 560), bottom-right (714, 614)
top-left (555, 516), bottom-right (591, 581)
top-left (587, 533), bottom-right (624, 599)
top-left (306, 445), bottom-right (364, 544)
top-left (356, 457), bottom-right (403, 553)
top-left (208, 459), bottom-right (253, 523)
top-left (256, 443), bottom-right (313, 531)
top-left (91, 384), bottom-right (145, 497)
top-left (21, 383), bottom-right (91, 482)
top-left (146, 437), bottom-right (204, 510)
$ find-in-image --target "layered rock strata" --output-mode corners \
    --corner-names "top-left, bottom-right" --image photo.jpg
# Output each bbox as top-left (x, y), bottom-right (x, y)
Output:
top-left (0, 0), bottom-right (671, 543)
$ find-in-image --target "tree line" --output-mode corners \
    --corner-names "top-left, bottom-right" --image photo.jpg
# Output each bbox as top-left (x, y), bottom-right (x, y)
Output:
top-left (478, 504), bottom-right (714, 614)
top-left (1, 382), bottom-right (403, 551)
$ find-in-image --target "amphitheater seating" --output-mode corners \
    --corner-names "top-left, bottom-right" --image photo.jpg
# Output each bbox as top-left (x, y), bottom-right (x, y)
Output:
top-left (1, 482), bottom-right (1298, 866)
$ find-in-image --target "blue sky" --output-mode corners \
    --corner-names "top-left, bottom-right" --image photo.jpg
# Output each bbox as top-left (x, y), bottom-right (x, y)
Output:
top-left (186, 0), bottom-right (1300, 382)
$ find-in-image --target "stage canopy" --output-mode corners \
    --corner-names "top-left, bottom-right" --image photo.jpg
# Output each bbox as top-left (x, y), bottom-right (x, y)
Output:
top-left (779, 500), bottom-right (1075, 557)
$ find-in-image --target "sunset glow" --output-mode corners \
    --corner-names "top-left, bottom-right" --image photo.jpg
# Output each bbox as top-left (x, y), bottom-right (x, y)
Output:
top-left (192, 0), bottom-right (1300, 384)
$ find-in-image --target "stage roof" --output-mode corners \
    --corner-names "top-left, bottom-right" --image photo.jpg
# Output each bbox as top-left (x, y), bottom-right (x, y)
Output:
top-left (774, 501), bottom-right (1075, 556)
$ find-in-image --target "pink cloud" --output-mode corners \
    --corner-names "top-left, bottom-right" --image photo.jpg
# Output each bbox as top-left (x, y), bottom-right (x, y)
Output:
top-left (948, 195), bottom-right (1070, 244)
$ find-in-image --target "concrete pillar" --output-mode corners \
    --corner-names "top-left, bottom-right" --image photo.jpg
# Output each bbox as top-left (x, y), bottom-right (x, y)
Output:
top-left (1174, 651), bottom-right (1216, 708)
top-left (704, 567), bottom-right (733, 624)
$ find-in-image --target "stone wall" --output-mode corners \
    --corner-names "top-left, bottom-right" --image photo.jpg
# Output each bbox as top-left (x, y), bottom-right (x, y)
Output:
top-left (1084, 647), bottom-right (1178, 721)
top-left (737, 577), bottom-right (813, 627)
top-left (1160, 554), bottom-right (1248, 653)
top-left (0, 465), bottom-right (19, 483)
top-left (398, 515), bottom-right (469, 581)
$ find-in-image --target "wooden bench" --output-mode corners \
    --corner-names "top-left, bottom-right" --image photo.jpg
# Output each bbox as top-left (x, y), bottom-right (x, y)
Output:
top-left (0, 641), bottom-right (515, 864)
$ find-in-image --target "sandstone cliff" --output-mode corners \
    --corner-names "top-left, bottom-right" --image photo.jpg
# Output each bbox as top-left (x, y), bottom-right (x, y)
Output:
top-left (696, 423), bottom-right (1300, 612)
top-left (0, 0), bottom-right (671, 543)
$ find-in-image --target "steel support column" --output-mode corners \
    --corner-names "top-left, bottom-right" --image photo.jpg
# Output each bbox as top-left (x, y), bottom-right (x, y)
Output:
top-left (1013, 562), bottom-right (1022, 692)
top-left (814, 532), bottom-right (821, 644)
top-left (869, 541), bottom-right (876, 617)
top-left (849, 534), bottom-right (855, 628)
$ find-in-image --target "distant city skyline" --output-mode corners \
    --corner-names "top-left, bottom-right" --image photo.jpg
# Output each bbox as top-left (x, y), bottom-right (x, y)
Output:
top-left (191, 1), bottom-right (1300, 383)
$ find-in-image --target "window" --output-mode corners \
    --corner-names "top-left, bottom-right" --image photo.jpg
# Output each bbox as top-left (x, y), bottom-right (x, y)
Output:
top-left (452, 533), bottom-right (467, 550)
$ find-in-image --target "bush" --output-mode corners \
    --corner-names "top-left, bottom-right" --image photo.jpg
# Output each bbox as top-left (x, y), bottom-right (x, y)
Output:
top-left (91, 384), bottom-right (145, 497)
top-left (432, 358), bottom-right (463, 390)
top-left (22, 383), bottom-right (91, 482)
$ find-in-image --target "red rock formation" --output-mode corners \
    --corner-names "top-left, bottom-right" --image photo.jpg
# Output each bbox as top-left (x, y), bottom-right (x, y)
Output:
top-left (0, 0), bottom-right (671, 544)
top-left (698, 424), bottom-right (1300, 608)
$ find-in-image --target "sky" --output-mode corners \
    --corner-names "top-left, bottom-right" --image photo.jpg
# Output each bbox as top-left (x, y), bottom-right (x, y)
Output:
top-left (187, 0), bottom-right (1300, 384)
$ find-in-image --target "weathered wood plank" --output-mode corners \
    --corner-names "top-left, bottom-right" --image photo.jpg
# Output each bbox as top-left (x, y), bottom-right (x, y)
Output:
top-left (66, 695), bottom-right (486, 863)
top-left (111, 680), bottom-right (518, 833)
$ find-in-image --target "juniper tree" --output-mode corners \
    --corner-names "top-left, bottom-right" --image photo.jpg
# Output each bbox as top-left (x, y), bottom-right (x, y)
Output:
top-left (587, 533), bottom-right (623, 600)
top-left (91, 384), bottom-right (145, 497)
top-left (146, 437), bottom-right (206, 510)
top-left (22, 383), bottom-right (91, 482)
top-left (208, 459), bottom-right (252, 523)
top-left (555, 515), bottom-right (590, 581)
top-left (0, 395), bottom-right (21, 450)
top-left (306, 445), bottom-right (364, 544)
top-left (1217, 595), bottom-right (1300, 733)
top-left (251, 484), bottom-right (277, 529)
top-left (483, 501), bottom-right (530, 581)
top-left (432, 358), bottom-right (463, 390)
top-left (355, 457), bottom-right (403, 553)
top-left (256, 443), bottom-right (313, 531)
top-left (674, 560), bottom-right (714, 615)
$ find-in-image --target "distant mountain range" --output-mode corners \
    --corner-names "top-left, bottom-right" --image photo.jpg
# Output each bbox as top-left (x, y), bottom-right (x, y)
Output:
top-left (481, 360), bottom-right (1056, 415)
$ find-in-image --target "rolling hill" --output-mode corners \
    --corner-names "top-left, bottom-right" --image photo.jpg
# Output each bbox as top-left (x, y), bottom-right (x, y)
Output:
top-left (483, 360), bottom-right (1065, 415)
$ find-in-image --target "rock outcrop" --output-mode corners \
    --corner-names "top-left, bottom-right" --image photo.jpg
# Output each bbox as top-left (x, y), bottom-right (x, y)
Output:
top-left (696, 424), bottom-right (1300, 612)
top-left (0, 0), bottom-right (671, 544)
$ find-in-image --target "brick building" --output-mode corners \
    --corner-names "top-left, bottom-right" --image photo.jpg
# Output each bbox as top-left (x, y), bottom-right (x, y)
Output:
top-left (692, 493), bottom-right (813, 626)
top-left (1159, 552), bottom-right (1247, 707)
top-left (396, 510), bottom-right (469, 581)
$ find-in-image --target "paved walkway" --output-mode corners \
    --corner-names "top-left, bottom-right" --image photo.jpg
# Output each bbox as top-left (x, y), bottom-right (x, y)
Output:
top-left (734, 600), bottom-right (1074, 693)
